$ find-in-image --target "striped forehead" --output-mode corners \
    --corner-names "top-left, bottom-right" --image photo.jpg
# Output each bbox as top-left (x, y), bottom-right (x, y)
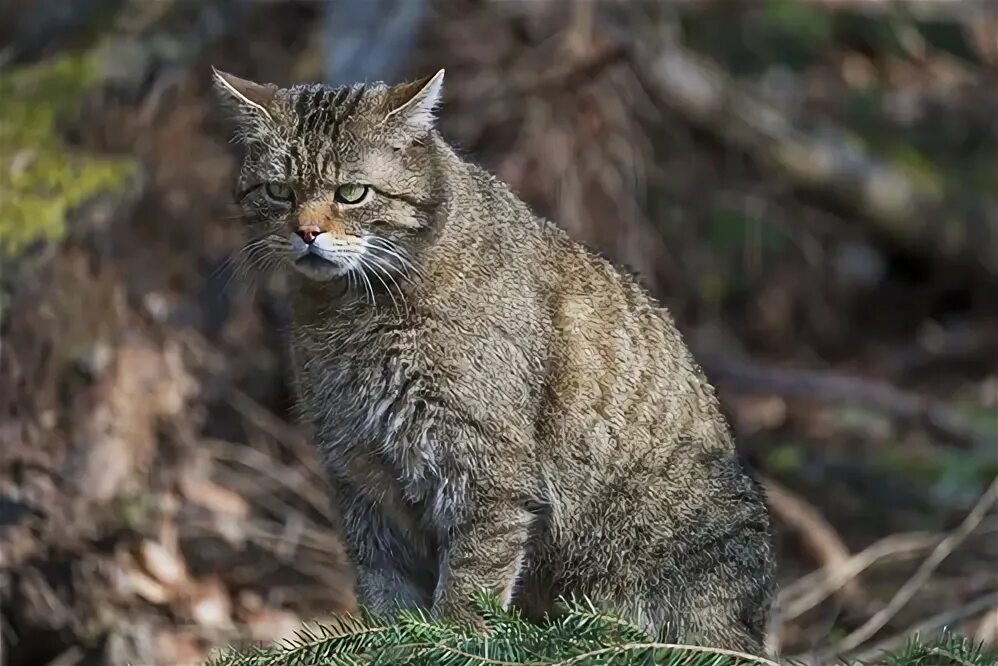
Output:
top-left (293, 84), bottom-right (367, 138)
top-left (280, 83), bottom-right (372, 184)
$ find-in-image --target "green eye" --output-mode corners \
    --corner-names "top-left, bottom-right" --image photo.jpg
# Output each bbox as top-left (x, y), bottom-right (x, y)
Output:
top-left (264, 182), bottom-right (294, 202)
top-left (334, 184), bottom-right (370, 204)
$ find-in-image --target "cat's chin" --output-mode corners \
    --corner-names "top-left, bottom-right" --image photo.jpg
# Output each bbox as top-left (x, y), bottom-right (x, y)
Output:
top-left (290, 254), bottom-right (352, 282)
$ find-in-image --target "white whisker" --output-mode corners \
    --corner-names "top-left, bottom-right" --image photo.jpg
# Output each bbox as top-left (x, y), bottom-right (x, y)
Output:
top-left (358, 262), bottom-right (376, 306)
top-left (361, 254), bottom-right (405, 318)
top-left (221, 233), bottom-right (292, 296)
top-left (365, 252), bottom-right (409, 313)
top-left (366, 236), bottom-right (423, 279)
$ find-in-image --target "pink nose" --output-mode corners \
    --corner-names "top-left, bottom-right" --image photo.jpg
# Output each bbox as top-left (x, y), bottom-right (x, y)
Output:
top-left (295, 225), bottom-right (320, 244)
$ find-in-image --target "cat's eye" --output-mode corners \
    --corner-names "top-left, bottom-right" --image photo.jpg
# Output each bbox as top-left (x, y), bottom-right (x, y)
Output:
top-left (263, 182), bottom-right (295, 203)
top-left (334, 184), bottom-right (370, 205)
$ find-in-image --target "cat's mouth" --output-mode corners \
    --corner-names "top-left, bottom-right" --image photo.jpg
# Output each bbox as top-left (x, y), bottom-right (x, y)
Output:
top-left (291, 245), bottom-right (356, 281)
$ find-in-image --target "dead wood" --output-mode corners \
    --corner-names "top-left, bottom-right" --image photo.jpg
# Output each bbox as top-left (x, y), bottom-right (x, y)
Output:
top-left (629, 38), bottom-right (998, 278)
top-left (762, 477), bottom-right (871, 626)
top-left (822, 478), bottom-right (998, 659)
top-left (701, 355), bottom-right (990, 449)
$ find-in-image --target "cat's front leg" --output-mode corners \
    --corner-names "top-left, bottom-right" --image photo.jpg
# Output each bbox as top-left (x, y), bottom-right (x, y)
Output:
top-left (431, 502), bottom-right (533, 629)
top-left (354, 562), bottom-right (432, 618)
top-left (333, 484), bottom-right (434, 618)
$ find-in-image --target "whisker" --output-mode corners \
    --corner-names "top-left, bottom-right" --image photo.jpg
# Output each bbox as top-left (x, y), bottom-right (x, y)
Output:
top-left (308, 246), bottom-right (373, 306)
top-left (364, 252), bottom-right (409, 315)
top-left (357, 260), bottom-right (376, 307)
top-left (368, 246), bottom-right (418, 287)
top-left (346, 265), bottom-right (359, 304)
top-left (367, 236), bottom-right (419, 270)
top-left (360, 254), bottom-right (404, 318)
top-left (209, 234), bottom-right (271, 282)
top-left (226, 247), bottom-right (267, 292)
top-left (366, 236), bottom-right (424, 279)
top-left (229, 234), bottom-right (290, 294)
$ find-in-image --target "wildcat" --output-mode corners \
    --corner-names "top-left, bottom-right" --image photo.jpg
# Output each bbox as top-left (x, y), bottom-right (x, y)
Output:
top-left (213, 67), bottom-right (775, 653)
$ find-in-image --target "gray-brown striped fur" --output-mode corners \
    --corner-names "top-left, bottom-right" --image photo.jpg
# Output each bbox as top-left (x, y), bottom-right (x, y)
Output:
top-left (214, 69), bottom-right (775, 654)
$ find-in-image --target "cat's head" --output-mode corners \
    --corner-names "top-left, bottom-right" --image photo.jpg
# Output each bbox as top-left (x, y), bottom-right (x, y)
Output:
top-left (212, 68), bottom-right (445, 285)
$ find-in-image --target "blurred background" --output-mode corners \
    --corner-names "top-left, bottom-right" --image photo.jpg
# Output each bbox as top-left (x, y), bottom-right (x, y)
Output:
top-left (1, 1), bottom-right (996, 664)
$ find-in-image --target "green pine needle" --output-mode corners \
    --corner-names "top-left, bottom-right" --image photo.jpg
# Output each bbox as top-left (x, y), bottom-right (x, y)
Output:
top-left (206, 596), bottom-right (998, 666)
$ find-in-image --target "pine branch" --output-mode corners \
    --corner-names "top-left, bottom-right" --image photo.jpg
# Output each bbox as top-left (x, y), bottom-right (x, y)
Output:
top-left (206, 595), bottom-right (998, 666)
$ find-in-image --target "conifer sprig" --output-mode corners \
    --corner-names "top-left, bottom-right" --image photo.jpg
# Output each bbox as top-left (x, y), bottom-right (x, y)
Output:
top-left (207, 595), bottom-right (997, 666)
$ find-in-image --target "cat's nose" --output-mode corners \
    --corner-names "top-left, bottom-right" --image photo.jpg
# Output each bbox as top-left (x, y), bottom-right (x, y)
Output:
top-left (295, 225), bottom-right (320, 245)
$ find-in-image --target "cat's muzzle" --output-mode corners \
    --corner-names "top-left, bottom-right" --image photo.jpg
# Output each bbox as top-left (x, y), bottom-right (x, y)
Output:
top-left (289, 232), bottom-right (356, 281)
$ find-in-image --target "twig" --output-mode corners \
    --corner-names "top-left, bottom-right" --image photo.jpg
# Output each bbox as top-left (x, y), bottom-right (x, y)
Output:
top-left (762, 477), bottom-right (870, 617)
top-left (550, 641), bottom-right (780, 666)
top-left (700, 356), bottom-right (989, 449)
top-left (206, 437), bottom-right (331, 520)
top-left (223, 387), bottom-right (324, 482)
top-left (819, 478), bottom-right (998, 658)
top-left (843, 591), bottom-right (998, 664)
top-left (777, 532), bottom-right (940, 621)
top-left (928, 647), bottom-right (981, 666)
top-left (885, 322), bottom-right (998, 380)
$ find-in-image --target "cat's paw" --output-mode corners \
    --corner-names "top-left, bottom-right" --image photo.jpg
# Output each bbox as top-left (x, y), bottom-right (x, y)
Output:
top-left (432, 598), bottom-right (490, 634)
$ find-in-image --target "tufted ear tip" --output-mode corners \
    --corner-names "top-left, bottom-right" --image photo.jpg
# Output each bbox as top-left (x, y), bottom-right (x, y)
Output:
top-left (383, 69), bottom-right (445, 135)
top-left (211, 66), bottom-right (278, 120)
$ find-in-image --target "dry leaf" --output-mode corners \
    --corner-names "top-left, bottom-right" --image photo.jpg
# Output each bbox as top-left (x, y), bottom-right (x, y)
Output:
top-left (187, 578), bottom-right (233, 629)
top-left (247, 609), bottom-right (302, 644)
top-left (179, 478), bottom-right (249, 517)
top-left (137, 539), bottom-right (189, 589)
top-left (123, 568), bottom-right (172, 605)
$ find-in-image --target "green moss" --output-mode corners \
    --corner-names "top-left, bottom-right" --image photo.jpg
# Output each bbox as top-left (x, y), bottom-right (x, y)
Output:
top-left (878, 447), bottom-right (939, 484)
top-left (0, 52), bottom-right (136, 256)
top-left (881, 144), bottom-right (945, 201)
top-left (763, 0), bottom-right (834, 66)
top-left (878, 444), bottom-right (993, 509)
top-left (113, 491), bottom-right (163, 532)
top-left (697, 272), bottom-right (730, 305)
top-left (764, 443), bottom-right (804, 474)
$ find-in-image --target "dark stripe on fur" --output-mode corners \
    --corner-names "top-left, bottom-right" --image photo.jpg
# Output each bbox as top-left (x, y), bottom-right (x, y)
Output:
top-left (323, 87), bottom-right (350, 135)
top-left (330, 84), bottom-right (366, 144)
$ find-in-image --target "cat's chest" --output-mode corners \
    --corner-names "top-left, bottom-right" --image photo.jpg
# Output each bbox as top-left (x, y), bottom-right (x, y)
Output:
top-left (293, 322), bottom-right (442, 502)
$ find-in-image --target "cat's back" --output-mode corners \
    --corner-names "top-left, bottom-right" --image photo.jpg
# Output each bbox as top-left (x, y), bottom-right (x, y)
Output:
top-left (423, 145), bottom-right (731, 456)
top-left (539, 238), bottom-right (731, 459)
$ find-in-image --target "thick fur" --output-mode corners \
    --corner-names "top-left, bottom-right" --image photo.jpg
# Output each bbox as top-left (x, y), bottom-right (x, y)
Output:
top-left (215, 70), bottom-right (776, 654)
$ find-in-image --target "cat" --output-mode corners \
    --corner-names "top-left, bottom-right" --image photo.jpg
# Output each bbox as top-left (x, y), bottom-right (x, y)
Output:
top-left (213, 67), bottom-right (775, 654)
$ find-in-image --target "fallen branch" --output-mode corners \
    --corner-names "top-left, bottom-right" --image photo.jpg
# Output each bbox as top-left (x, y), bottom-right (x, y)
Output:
top-left (762, 477), bottom-right (870, 619)
top-left (700, 355), bottom-right (989, 449)
top-left (885, 321), bottom-right (998, 380)
top-left (819, 477), bottom-right (998, 659)
top-left (630, 38), bottom-right (998, 277)
top-left (777, 531), bottom-right (940, 622)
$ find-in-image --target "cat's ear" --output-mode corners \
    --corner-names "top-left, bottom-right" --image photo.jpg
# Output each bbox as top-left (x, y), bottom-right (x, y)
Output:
top-left (383, 69), bottom-right (445, 136)
top-left (212, 67), bottom-right (278, 124)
